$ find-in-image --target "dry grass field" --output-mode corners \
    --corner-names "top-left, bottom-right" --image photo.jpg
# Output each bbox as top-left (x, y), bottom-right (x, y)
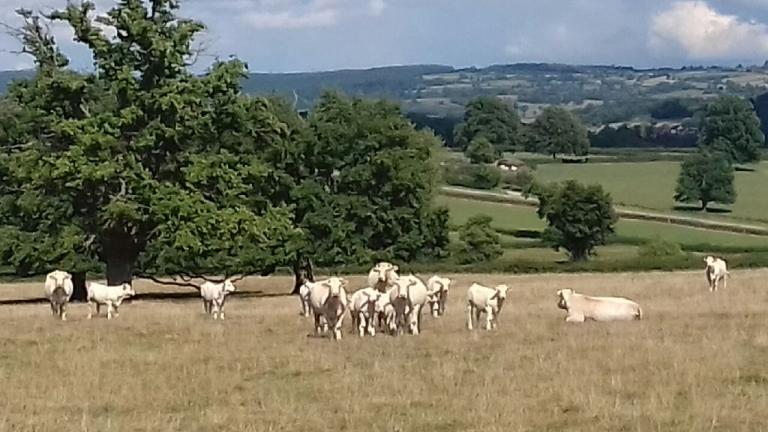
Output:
top-left (2, 270), bottom-right (768, 431)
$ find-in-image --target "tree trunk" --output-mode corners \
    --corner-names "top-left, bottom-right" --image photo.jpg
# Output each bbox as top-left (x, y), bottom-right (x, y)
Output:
top-left (291, 256), bottom-right (315, 295)
top-left (701, 200), bottom-right (709, 211)
top-left (106, 253), bottom-right (136, 303)
top-left (70, 271), bottom-right (87, 302)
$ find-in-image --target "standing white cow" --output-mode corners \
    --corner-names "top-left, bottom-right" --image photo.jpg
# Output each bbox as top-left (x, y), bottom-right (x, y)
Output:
top-left (86, 282), bottom-right (136, 320)
top-left (200, 279), bottom-right (237, 320)
top-left (348, 287), bottom-right (382, 337)
top-left (426, 275), bottom-right (451, 318)
top-left (466, 283), bottom-right (509, 331)
top-left (43, 270), bottom-right (74, 321)
top-left (556, 288), bottom-right (642, 323)
top-left (307, 277), bottom-right (349, 340)
top-left (704, 255), bottom-right (729, 292)
top-left (367, 262), bottom-right (399, 293)
top-left (389, 274), bottom-right (429, 336)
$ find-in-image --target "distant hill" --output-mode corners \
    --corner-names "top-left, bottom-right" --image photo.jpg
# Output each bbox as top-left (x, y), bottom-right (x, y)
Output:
top-left (3, 63), bottom-right (768, 134)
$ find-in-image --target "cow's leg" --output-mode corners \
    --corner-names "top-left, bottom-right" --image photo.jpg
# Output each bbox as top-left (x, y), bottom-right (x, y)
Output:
top-left (367, 314), bottom-right (376, 337)
top-left (357, 313), bottom-right (365, 337)
top-left (440, 292), bottom-right (447, 316)
top-left (722, 274), bottom-right (727, 291)
top-left (106, 302), bottom-right (113, 320)
top-left (87, 301), bottom-right (95, 320)
top-left (50, 301), bottom-right (57, 316)
top-left (60, 303), bottom-right (67, 321)
top-left (219, 297), bottom-right (227, 320)
top-left (313, 312), bottom-right (323, 335)
top-left (96, 303), bottom-right (101, 317)
top-left (467, 303), bottom-right (474, 330)
top-left (484, 306), bottom-right (494, 330)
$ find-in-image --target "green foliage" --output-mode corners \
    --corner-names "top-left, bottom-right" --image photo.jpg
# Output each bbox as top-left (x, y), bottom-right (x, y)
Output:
top-left (0, 2), bottom-right (301, 281)
top-left (464, 136), bottom-right (500, 164)
top-left (499, 166), bottom-right (534, 191)
top-left (674, 151), bottom-right (736, 210)
top-left (293, 91), bottom-right (450, 266)
top-left (455, 215), bottom-right (503, 264)
top-left (534, 180), bottom-right (618, 262)
top-left (651, 99), bottom-right (693, 120)
top-left (533, 106), bottom-right (590, 157)
top-left (638, 237), bottom-right (683, 258)
top-left (443, 162), bottom-right (501, 190)
top-left (453, 96), bottom-right (521, 151)
top-left (699, 95), bottom-right (764, 164)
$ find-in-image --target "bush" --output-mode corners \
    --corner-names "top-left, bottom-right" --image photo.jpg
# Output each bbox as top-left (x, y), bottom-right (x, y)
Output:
top-left (499, 166), bottom-right (534, 191)
top-left (465, 137), bottom-right (500, 164)
top-left (443, 162), bottom-right (501, 190)
top-left (455, 215), bottom-right (503, 264)
top-left (638, 237), bottom-right (684, 258)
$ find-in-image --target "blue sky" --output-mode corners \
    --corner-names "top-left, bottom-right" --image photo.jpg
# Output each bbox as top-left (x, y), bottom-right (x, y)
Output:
top-left (3, 0), bottom-right (768, 72)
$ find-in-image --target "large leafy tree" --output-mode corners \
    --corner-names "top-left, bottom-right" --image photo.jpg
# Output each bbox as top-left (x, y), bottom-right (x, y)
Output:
top-left (534, 180), bottom-right (617, 262)
top-left (0, 1), bottom-right (300, 286)
top-left (454, 96), bottom-right (521, 152)
top-left (699, 95), bottom-right (764, 164)
top-left (290, 92), bottom-right (450, 275)
top-left (533, 106), bottom-right (590, 158)
top-left (674, 151), bottom-right (736, 210)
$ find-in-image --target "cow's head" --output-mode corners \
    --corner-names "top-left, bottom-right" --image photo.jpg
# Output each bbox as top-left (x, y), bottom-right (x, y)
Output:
top-left (47, 270), bottom-right (71, 288)
top-left (494, 284), bottom-right (509, 300)
top-left (704, 255), bottom-right (716, 267)
top-left (374, 292), bottom-right (390, 313)
top-left (122, 283), bottom-right (136, 297)
top-left (371, 262), bottom-right (398, 283)
top-left (223, 279), bottom-right (237, 294)
top-left (556, 289), bottom-right (574, 310)
top-left (395, 277), bottom-right (416, 299)
top-left (324, 277), bottom-right (348, 298)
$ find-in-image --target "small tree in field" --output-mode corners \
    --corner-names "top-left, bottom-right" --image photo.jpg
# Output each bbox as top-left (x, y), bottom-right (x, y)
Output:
top-left (533, 106), bottom-right (590, 158)
top-left (674, 151), bottom-right (736, 210)
top-left (699, 95), bottom-right (764, 164)
top-left (453, 96), bottom-right (521, 152)
top-left (535, 180), bottom-right (617, 262)
top-left (456, 215), bottom-right (503, 264)
top-left (464, 137), bottom-right (499, 164)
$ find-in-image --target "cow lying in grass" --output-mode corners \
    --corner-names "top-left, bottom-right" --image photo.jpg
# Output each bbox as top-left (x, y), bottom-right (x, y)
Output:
top-left (556, 288), bottom-right (642, 323)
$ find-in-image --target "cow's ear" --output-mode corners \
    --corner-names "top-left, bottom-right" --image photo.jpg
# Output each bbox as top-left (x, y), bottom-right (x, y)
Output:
top-left (340, 278), bottom-right (349, 287)
top-left (392, 265), bottom-right (399, 272)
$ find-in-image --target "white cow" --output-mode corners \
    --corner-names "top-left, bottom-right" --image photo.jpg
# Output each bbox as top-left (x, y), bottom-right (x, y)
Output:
top-left (466, 283), bottom-right (509, 331)
top-left (200, 279), bottom-right (237, 320)
top-left (367, 262), bottom-right (399, 293)
top-left (348, 287), bottom-right (382, 337)
top-left (556, 288), bottom-right (643, 323)
top-left (426, 275), bottom-right (452, 318)
top-left (389, 274), bottom-right (429, 336)
top-left (704, 255), bottom-right (729, 292)
top-left (307, 277), bottom-right (349, 340)
top-left (86, 281), bottom-right (136, 320)
top-left (43, 270), bottom-right (74, 320)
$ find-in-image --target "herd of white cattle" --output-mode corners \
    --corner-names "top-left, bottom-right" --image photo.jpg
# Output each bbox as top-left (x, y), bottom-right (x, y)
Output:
top-left (40, 256), bottom-right (730, 339)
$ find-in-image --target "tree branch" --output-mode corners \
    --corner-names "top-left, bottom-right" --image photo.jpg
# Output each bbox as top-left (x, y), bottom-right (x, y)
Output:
top-left (136, 273), bottom-right (201, 290)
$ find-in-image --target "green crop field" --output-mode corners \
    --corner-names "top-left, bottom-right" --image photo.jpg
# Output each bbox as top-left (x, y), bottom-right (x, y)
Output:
top-left (438, 196), bottom-right (768, 249)
top-left (533, 161), bottom-right (768, 225)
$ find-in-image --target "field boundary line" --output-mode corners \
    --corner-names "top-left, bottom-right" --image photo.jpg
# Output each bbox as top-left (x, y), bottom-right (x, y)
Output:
top-left (440, 186), bottom-right (768, 237)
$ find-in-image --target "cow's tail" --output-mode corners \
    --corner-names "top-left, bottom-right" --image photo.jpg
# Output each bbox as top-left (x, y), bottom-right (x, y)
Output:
top-left (635, 305), bottom-right (643, 321)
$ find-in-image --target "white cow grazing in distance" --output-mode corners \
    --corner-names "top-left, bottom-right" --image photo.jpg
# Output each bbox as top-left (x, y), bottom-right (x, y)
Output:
top-left (348, 287), bottom-right (382, 337)
top-left (556, 288), bottom-right (642, 323)
top-left (389, 274), bottom-right (429, 336)
top-left (44, 270), bottom-right (74, 321)
top-left (466, 283), bottom-right (509, 331)
top-left (704, 256), bottom-right (729, 292)
top-left (200, 279), bottom-right (237, 320)
top-left (86, 282), bottom-right (136, 320)
top-left (367, 262), bottom-right (399, 293)
top-left (426, 275), bottom-right (451, 318)
top-left (307, 277), bottom-right (349, 341)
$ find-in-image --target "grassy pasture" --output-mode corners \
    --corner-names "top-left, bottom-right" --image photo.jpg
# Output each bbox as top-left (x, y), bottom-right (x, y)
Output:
top-left (2, 270), bottom-right (768, 431)
top-left (533, 161), bottom-right (768, 225)
top-left (438, 196), bottom-right (768, 249)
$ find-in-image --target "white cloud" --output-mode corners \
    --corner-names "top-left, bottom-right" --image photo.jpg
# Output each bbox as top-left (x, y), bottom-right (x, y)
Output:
top-left (369, 0), bottom-right (386, 16)
top-left (243, 9), bottom-right (338, 29)
top-left (650, 1), bottom-right (768, 59)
